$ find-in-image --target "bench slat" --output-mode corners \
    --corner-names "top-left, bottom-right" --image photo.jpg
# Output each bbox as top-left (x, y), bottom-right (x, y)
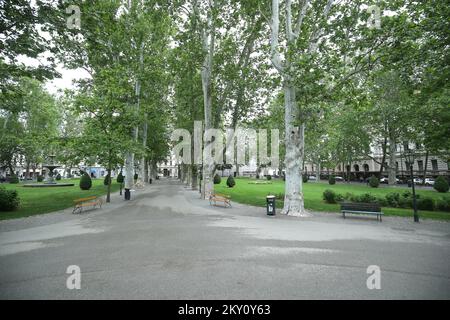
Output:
top-left (74, 196), bottom-right (98, 203)
top-left (341, 203), bottom-right (381, 212)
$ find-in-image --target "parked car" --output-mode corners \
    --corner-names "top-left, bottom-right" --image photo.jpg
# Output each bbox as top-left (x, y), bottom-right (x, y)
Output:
top-left (334, 176), bottom-right (344, 181)
top-left (308, 175), bottom-right (317, 181)
top-left (407, 178), bottom-right (423, 184)
top-left (424, 178), bottom-right (435, 186)
top-left (380, 177), bottom-right (400, 184)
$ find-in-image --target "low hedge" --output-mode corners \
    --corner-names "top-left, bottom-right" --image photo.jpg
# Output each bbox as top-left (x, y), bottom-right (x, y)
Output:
top-left (9, 175), bottom-right (19, 184)
top-left (322, 190), bottom-right (449, 212)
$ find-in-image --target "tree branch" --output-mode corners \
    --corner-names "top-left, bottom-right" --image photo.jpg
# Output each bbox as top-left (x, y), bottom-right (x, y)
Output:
top-left (293, 0), bottom-right (309, 37)
top-left (270, 0), bottom-right (284, 73)
top-left (308, 0), bottom-right (334, 53)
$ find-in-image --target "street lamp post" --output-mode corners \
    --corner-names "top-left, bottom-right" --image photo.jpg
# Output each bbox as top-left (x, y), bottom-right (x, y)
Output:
top-left (404, 147), bottom-right (419, 223)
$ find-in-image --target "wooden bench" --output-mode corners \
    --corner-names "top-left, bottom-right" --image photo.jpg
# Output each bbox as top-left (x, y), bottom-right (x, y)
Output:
top-left (73, 196), bottom-right (104, 214)
top-left (340, 202), bottom-right (383, 222)
top-left (209, 193), bottom-right (232, 207)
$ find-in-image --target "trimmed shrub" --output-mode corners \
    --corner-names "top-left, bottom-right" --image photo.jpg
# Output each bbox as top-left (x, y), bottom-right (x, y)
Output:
top-left (368, 175), bottom-right (379, 188)
top-left (9, 175), bottom-right (19, 184)
top-left (55, 173), bottom-right (61, 181)
top-left (376, 197), bottom-right (388, 206)
top-left (436, 197), bottom-right (450, 212)
top-left (226, 175), bottom-right (235, 188)
top-left (402, 190), bottom-right (412, 199)
top-left (117, 172), bottom-right (124, 183)
top-left (0, 187), bottom-right (20, 211)
top-left (343, 192), bottom-right (353, 200)
top-left (434, 176), bottom-right (449, 193)
top-left (398, 197), bottom-right (413, 208)
top-left (213, 174), bottom-right (221, 184)
top-left (104, 174), bottom-right (111, 186)
top-left (357, 193), bottom-right (378, 203)
top-left (266, 175), bottom-right (272, 181)
top-left (79, 173), bottom-right (92, 190)
top-left (37, 175), bottom-right (44, 182)
top-left (323, 189), bottom-right (337, 204)
top-left (302, 175), bottom-right (308, 183)
top-left (417, 197), bottom-right (435, 211)
top-left (385, 193), bottom-right (400, 207)
top-left (328, 175), bottom-right (336, 185)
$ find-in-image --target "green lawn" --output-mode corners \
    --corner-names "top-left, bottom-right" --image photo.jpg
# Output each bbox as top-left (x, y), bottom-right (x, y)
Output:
top-left (215, 178), bottom-right (450, 221)
top-left (0, 179), bottom-right (120, 220)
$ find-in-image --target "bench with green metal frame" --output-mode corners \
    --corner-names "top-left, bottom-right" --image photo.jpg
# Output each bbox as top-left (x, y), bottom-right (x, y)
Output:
top-left (340, 202), bottom-right (383, 222)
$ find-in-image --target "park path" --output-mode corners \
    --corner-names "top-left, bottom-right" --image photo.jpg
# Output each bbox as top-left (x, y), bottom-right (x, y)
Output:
top-left (0, 178), bottom-right (449, 299)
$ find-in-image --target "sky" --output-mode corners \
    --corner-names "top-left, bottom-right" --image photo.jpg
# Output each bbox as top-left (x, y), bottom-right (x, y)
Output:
top-left (17, 52), bottom-right (90, 95)
top-left (45, 66), bottom-right (90, 95)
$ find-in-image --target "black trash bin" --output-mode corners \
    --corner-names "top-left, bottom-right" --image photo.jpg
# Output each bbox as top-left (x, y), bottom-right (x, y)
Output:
top-left (266, 195), bottom-right (276, 216)
top-left (124, 188), bottom-right (131, 200)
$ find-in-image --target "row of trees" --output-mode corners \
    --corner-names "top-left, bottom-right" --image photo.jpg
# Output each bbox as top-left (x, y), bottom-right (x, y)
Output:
top-left (171, 0), bottom-right (449, 216)
top-left (1, 1), bottom-right (448, 213)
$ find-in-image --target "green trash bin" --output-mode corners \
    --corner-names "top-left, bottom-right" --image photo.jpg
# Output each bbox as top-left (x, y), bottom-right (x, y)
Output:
top-left (266, 195), bottom-right (276, 216)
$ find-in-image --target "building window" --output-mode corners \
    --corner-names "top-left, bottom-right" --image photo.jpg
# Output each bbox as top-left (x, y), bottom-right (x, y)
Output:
top-left (431, 159), bottom-right (438, 171)
top-left (417, 160), bottom-right (423, 172)
top-left (354, 164), bottom-right (359, 172)
top-left (363, 164), bottom-right (369, 172)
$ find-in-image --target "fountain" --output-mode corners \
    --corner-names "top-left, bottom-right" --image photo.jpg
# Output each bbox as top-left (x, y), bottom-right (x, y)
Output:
top-left (44, 154), bottom-right (59, 184)
top-left (23, 154), bottom-right (75, 188)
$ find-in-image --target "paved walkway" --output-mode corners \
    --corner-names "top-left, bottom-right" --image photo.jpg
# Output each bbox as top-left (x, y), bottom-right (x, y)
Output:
top-left (0, 178), bottom-right (449, 299)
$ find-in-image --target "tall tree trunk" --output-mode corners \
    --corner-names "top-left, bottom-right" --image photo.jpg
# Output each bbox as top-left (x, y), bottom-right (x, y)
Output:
top-left (25, 160), bottom-right (30, 179)
top-left (106, 150), bottom-right (113, 203)
top-left (191, 165), bottom-right (198, 190)
top-left (140, 112), bottom-right (148, 183)
top-left (190, 136), bottom-right (198, 189)
top-left (186, 164), bottom-right (191, 186)
top-left (271, 0), bottom-right (304, 216)
top-left (149, 160), bottom-right (157, 181)
top-left (315, 160), bottom-right (321, 183)
top-left (144, 157), bottom-right (149, 183)
top-left (379, 137), bottom-right (387, 176)
top-left (125, 14), bottom-right (144, 198)
top-left (422, 150), bottom-right (429, 185)
top-left (269, 0), bottom-right (332, 216)
top-left (388, 133), bottom-right (397, 185)
top-left (124, 152), bottom-right (134, 196)
top-left (200, 0), bottom-right (215, 200)
top-left (282, 82), bottom-right (306, 216)
top-left (65, 164), bottom-right (71, 178)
